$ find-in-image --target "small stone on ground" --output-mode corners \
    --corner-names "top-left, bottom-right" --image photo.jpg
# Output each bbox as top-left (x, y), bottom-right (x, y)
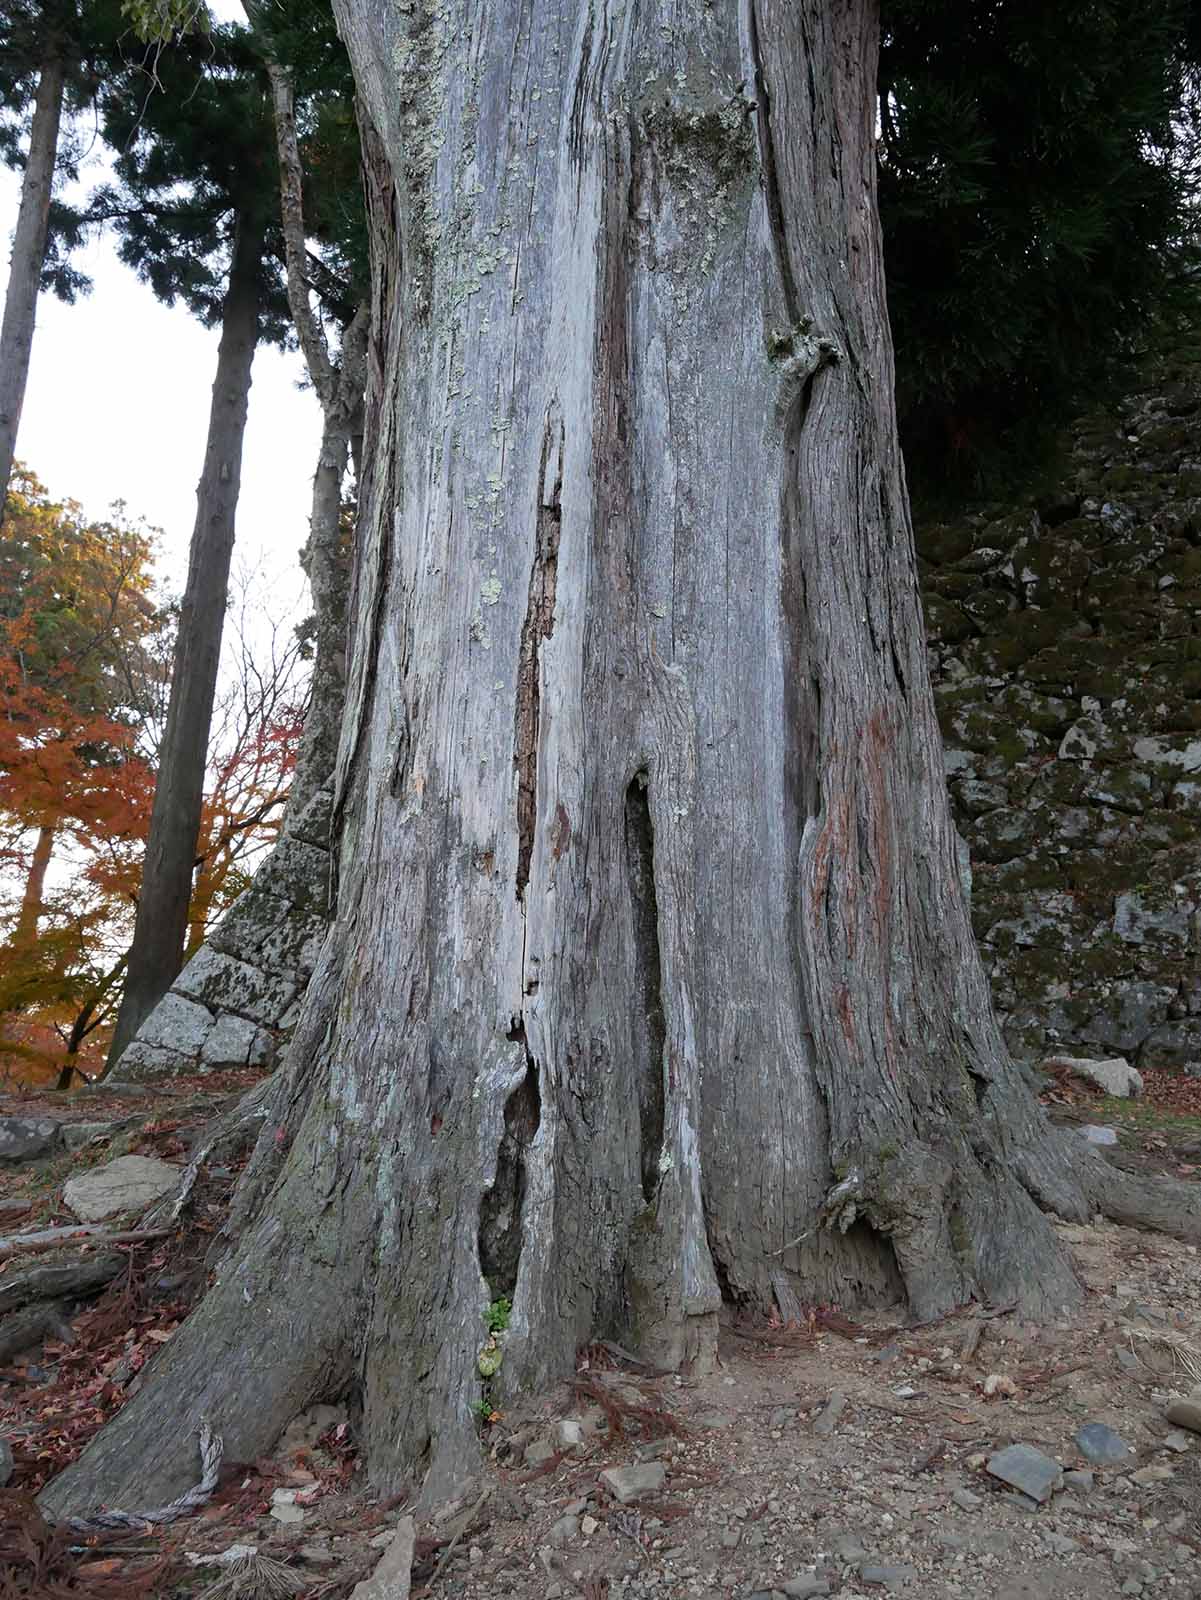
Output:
top-left (860, 1565), bottom-right (917, 1591)
top-left (1077, 1124), bottom-right (1119, 1145)
top-left (986, 1443), bottom-right (1063, 1502)
top-left (599, 1462), bottom-right (666, 1504)
top-left (349, 1516), bottom-right (415, 1600)
top-left (814, 1390), bottom-right (847, 1437)
top-left (1075, 1422), bottom-right (1132, 1465)
top-left (1165, 1387), bottom-right (1201, 1434)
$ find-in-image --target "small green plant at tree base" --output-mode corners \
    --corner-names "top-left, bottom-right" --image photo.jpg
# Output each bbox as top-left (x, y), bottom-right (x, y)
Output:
top-left (484, 1296), bottom-right (511, 1334)
top-left (474, 1297), bottom-right (512, 1425)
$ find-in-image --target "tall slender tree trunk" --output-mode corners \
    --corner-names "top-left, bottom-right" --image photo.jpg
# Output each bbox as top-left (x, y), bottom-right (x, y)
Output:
top-left (0, 49), bottom-right (65, 518)
top-left (43, 0), bottom-right (1201, 1520)
top-left (15, 823), bottom-right (54, 945)
top-left (264, 58), bottom-right (368, 818)
top-left (287, 307), bottom-right (367, 817)
top-left (105, 212), bottom-right (264, 1070)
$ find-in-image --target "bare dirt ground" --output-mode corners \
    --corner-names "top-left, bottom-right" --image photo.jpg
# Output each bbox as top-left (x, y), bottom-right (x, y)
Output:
top-left (2, 1070), bottom-right (1200, 1598)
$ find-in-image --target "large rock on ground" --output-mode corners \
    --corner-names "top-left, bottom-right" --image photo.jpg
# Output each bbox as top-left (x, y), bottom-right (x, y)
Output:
top-left (0, 1117), bottom-right (61, 1164)
top-left (62, 1154), bottom-right (180, 1222)
top-left (1042, 1054), bottom-right (1143, 1099)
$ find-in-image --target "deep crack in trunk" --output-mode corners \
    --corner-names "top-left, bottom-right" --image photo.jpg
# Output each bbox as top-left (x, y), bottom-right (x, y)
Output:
top-left (515, 412), bottom-right (564, 902)
top-left (624, 773), bottom-right (666, 1205)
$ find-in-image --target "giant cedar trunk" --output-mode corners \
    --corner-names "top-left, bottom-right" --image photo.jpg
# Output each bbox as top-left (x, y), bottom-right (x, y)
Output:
top-left (0, 49), bottom-right (65, 515)
top-left (105, 213), bottom-right (264, 1068)
top-left (42, 0), bottom-right (1201, 1519)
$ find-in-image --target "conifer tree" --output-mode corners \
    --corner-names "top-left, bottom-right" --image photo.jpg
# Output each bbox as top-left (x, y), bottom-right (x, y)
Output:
top-left (878, 0), bottom-right (1201, 485)
top-left (96, 23), bottom-right (292, 1067)
top-left (99, 8), bottom-right (369, 1067)
top-left (0, 0), bottom-right (129, 514)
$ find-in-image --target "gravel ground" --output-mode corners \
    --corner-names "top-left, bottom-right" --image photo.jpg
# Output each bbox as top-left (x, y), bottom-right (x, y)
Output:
top-left (216, 1214), bottom-right (1201, 1600)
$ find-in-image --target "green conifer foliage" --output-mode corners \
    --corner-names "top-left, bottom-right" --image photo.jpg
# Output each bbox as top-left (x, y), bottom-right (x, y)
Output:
top-left (879, 0), bottom-right (1201, 489)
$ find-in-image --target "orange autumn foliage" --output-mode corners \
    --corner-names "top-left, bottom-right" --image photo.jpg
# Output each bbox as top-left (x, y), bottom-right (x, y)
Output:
top-left (0, 470), bottom-right (163, 1085)
top-left (0, 476), bottom-right (309, 1087)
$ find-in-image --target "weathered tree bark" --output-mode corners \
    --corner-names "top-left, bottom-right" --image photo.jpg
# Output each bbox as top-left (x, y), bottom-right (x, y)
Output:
top-left (42, 0), bottom-right (1201, 1519)
top-left (106, 213), bottom-right (264, 1070)
top-left (0, 48), bottom-right (65, 518)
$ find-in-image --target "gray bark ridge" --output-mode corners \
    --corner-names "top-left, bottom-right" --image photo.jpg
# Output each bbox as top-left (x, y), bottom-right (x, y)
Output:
top-left (107, 210), bottom-right (265, 1069)
top-left (41, 0), bottom-right (1201, 1523)
top-left (0, 49), bottom-right (66, 515)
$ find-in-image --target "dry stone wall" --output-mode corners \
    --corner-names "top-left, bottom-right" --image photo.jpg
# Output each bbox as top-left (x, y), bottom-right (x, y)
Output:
top-left (920, 337), bottom-right (1201, 1069)
top-left (115, 785), bottom-right (332, 1082)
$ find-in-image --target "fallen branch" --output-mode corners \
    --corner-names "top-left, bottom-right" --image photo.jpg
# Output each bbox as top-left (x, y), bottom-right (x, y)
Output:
top-left (0, 1251), bottom-right (124, 1315)
top-left (0, 1226), bottom-right (169, 1263)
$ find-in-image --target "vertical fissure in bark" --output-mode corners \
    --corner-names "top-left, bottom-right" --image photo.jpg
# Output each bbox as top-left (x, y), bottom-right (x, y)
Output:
top-left (514, 410), bottom-right (564, 902)
top-left (779, 352), bottom-right (833, 1071)
top-left (624, 772), bottom-right (666, 1205)
top-left (478, 1023), bottom-right (542, 1299)
top-left (746, 0), bottom-right (799, 324)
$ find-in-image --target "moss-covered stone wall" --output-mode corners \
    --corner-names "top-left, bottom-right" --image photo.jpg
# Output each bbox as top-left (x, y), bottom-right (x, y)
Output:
top-left (920, 338), bottom-right (1201, 1068)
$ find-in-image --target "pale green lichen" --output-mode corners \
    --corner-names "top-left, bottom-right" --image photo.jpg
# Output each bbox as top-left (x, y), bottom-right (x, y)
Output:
top-left (392, 0), bottom-right (453, 316)
top-left (634, 63), bottom-right (757, 317)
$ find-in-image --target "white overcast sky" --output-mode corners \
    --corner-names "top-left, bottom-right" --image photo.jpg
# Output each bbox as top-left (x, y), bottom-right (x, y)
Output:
top-left (0, 0), bottom-right (320, 606)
